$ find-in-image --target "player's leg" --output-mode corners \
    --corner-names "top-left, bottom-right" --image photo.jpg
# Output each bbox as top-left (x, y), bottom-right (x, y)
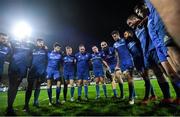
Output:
top-left (140, 70), bottom-right (157, 104)
top-left (156, 46), bottom-right (180, 102)
top-left (63, 78), bottom-right (69, 102)
top-left (83, 72), bottom-right (89, 100)
top-left (167, 46), bottom-right (180, 74)
top-left (54, 71), bottom-right (62, 105)
top-left (111, 73), bottom-right (118, 98)
top-left (24, 76), bottom-right (34, 111)
top-left (100, 77), bottom-right (107, 98)
top-left (69, 78), bottom-right (75, 102)
top-left (95, 77), bottom-right (100, 99)
top-left (46, 68), bottom-right (53, 105)
top-left (56, 79), bottom-right (61, 105)
top-left (83, 79), bottom-right (89, 100)
top-left (160, 61), bottom-right (180, 104)
top-left (47, 79), bottom-right (52, 105)
top-left (6, 73), bottom-right (22, 115)
top-left (124, 70), bottom-right (135, 105)
top-left (115, 70), bottom-right (124, 99)
top-left (77, 73), bottom-right (83, 101)
top-left (33, 77), bottom-right (42, 107)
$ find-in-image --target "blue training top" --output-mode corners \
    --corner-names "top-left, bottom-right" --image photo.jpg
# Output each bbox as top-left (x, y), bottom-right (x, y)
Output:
top-left (75, 52), bottom-right (91, 73)
top-left (91, 52), bottom-right (104, 70)
top-left (47, 50), bottom-right (63, 70)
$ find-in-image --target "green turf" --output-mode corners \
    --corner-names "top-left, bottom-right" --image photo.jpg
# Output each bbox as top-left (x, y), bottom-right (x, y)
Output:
top-left (0, 79), bottom-right (179, 116)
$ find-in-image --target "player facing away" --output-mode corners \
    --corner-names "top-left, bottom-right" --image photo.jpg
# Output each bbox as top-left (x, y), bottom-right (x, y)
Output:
top-left (23, 38), bottom-right (48, 111)
top-left (111, 30), bottom-right (135, 105)
top-left (134, 3), bottom-right (180, 104)
top-left (62, 46), bottom-right (76, 102)
top-left (91, 46), bottom-right (108, 99)
top-left (124, 30), bottom-right (157, 104)
top-left (126, 14), bottom-right (174, 105)
top-left (75, 44), bottom-right (91, 102)
top-left (46, 42), bottom-right (63, 106)
top-left (0, 33), bottom-right (10, 85)
top-left (6, 37), bottom-right (34, 115)
top-left (100, 41), bottom-right (124, 99)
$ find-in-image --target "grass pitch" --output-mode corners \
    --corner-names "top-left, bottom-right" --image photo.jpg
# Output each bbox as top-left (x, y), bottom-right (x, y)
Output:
top-left (0, 79), bottom-right (179, 116)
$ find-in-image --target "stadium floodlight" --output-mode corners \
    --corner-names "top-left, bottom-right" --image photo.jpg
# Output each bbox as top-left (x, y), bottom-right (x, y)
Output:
top-left (12, 21), bottom-right (32, 40)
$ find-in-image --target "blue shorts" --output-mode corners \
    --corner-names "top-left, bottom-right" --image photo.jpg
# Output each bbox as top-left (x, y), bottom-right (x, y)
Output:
top-left (77, 70), bottom-right (89, 80)
top-left (29, 66), bottom-right (46, 79)
top-left (156, 46), bottom-right (168, 62)
top-left (46, 67), bottom-right (61, 80)
top-left (144, 49), bottom-right (160, 69)
top-left (93, 69), bottom-right (104, 78)
top-left (63, 72), bottom-right (74, 80)
top-left (133, 56), bottom-right (145, 72)
top-left (120, 60), bottom-right (134, 72)
top-left (8, 63), bottom-right (28, 79)
top-left (109, 64), bottom-right (116, 73)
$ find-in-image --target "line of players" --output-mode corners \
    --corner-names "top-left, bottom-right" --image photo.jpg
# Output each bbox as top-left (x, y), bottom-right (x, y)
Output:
top-left (0, 0), bottom-right (180, 115)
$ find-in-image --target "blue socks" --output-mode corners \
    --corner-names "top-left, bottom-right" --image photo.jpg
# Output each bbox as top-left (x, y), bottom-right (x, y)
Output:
top-left (84, 85), bottom-right (88, 97)
top-left (56, 87), bottom-right (61, 103)
top-left (113, 89), bottom-right (117, 97)
top-left (119, 83), bottom-right (124, 97)
top-left (78, 86), bottom-right (82, 97)
top-left (47, 88), bottom-right (52, 103)
top-left (96, 85), bottom-right (100, 96)
top-left (70, 87), bottom-right (75, 98)
top-left (102, 84), bottom-right (107, 97)
top-left (34, 88), bottom-right (40, 104)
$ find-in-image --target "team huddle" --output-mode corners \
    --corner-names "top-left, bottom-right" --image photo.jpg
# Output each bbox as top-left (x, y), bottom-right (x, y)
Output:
top-left (0, 0), bottom-right (180, 115)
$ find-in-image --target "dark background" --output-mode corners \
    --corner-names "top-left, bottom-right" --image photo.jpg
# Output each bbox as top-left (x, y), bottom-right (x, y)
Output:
top-left (0, 0), bottom-right (141, 52)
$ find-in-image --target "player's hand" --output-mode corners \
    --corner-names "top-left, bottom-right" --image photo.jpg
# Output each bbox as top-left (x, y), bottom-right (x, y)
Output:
top-left (107, 67), bottom-right (111, 74)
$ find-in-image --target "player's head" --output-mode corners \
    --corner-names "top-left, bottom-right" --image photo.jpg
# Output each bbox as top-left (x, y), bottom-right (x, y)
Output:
top-left (124, 30), bottom-right (134, 39)
top-left (92, 45), bottom-right (98, 53)
top-left (0, 32), bottom-right (8, 44)
top-left (111, 30), bottom-right (120, 41)
top-left (53, 42), bottom-right (61, 52)
top-left (134, 4), bottom-right (149, 18)
top-left (36, 38), bottom-right (44, 47)
top-left (79, 44), bottom-right (86, 53)
top-left (65, 46), bottom-right (72, 55)
top-left (127, 14), bottom-right (141, 29)
top-left (100, 41), bottom-right (108, 50)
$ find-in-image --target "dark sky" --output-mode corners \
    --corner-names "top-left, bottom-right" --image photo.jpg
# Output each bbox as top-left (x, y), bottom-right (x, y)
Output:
top-left (0, 0), bottom-right (141, 52)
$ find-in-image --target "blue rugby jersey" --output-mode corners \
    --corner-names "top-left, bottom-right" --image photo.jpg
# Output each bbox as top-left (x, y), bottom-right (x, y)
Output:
top-left (31, 47), bottom-right (48, 73)
top-left (113, 38), bottom-right (133, 63)
top-left (47, 51), bottom-right (63, 70)
top-left (91, 52), bottom-right (104, 70)
top-left (75, 52), bottom-right (91, 73)
top-left (63, 54), bottom-right (76, 73)
top-left (101, 47), bottom-right (117, 66)
top-left (9, 40), bottom-right (34, 69)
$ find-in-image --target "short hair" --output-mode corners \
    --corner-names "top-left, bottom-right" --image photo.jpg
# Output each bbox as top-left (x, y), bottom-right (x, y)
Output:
top-left (125, 30), bottom-right (134, 36)
top-left (111, 30), bottom-right (120, 35)
top-left (127, 14), bottom-right (139, 21)
top-left (79, 44), bottom-right (85, 48)
top-left (0, 32), bottom-right (7, 37)
top-left (36, 38), bottom-right (44, 42)
top-left (92, 45), bottom-right (97, 48)
top-left (53, 42), bottom-right (61, 48)
top-left (134, 4), bottom-right (147, 12)
top-left (65, 46), bottom-right (72, 50)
